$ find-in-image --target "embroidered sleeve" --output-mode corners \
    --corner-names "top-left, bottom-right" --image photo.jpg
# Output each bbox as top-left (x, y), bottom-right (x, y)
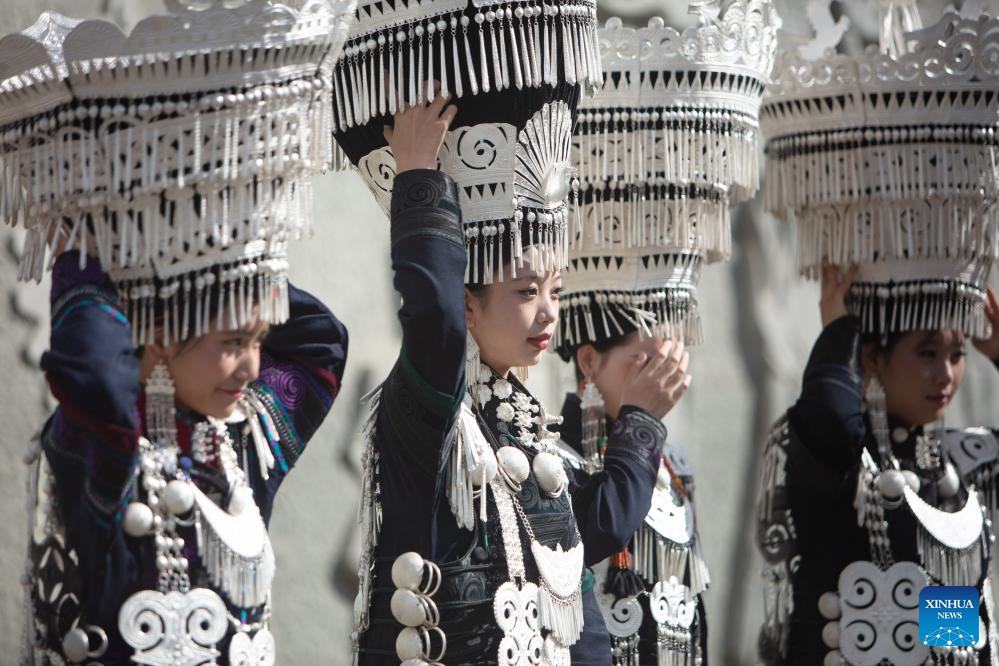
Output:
top-left (389, 168), bottom-right (467, 398)
top-left (606, 406), bottom-right (666, 475)
top-left (41, 252), bottom-right (141, 440)
top-left (570, 406), bottom-right (665, 565)
top-left (252, 283), bottom-right (348, 479)
top-left (790, 315), bottom-right (866, 472)
top-left (39, 253), bottom-right (141, 520)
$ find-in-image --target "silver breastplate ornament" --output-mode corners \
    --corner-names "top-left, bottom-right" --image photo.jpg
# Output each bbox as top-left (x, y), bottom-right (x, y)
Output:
top-left (819, 388), bottom-right (997, 666)
top-left (592, 447), bottom-right (709, 666)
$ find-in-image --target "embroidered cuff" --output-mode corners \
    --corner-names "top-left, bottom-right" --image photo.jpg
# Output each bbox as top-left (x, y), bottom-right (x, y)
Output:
top-left (605, 406), bottom-right (666, 475)
top-left (390, 170), bottom-right (463, 248)
top-left (51, 252), bottom-right (112, 305)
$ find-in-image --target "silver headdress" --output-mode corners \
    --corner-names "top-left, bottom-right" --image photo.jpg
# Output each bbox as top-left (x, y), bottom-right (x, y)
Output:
top-left (556, 2), bottom-right (781, 358)
top-left (0, 0), bottom-right (357, 343)
top-left (333, 0), bottom-right (601, 283)
top-left (761, 0), bottom-right (999, 337)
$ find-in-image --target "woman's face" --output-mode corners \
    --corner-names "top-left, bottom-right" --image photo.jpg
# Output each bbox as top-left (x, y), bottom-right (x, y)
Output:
top-left (579, 332), bottom-right (667, 420)
top-left (154, 314), bottom-right (270, 419)
top-left (466, 263), bottom-right (562, 377)
top-left (872, 329), bottom-right (966, 426)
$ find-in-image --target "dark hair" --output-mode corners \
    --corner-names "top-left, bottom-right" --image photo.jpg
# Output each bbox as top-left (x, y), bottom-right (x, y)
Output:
top-left (860, 330), bottom-right (904, 356)
top-left (572, 331), bottom-right (634, 384)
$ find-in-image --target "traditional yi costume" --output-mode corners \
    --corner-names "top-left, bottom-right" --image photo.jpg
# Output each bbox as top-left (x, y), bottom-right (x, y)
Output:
top-left (332, 1), bottom-right (613, 663)
top-left (1, 1), bottom-right (355, 663)
top-left (757, 2), bottom-right (999, 663)
top-left (555, 4), bottom-right (779, 664)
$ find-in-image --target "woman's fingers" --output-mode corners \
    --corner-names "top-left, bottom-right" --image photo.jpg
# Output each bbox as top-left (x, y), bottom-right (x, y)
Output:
top-left (428, 87), bottom-right (451, 117)
top-left (837, 264), bottom-right (859, 297)
top-left (986, 285), bottom-right (999, 323)
top-left (439, 104), bottom-right (458, 130)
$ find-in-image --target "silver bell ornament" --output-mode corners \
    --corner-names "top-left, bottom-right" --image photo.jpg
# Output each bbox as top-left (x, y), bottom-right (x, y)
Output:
top-left (395, 627), bottom-right (426, 661)
top-left (61, 627), bottom-right (89, 663)
top-left (391, 588), bottom-right (429, 627)
top-left (817, 591), bottom-right (841, 620)
top-left (392, 552), bottom-right (427, 592)
top-left (821, 621), bottom-right (841, 648)
top-left (122, 502), bottom-right (154, 538)
top-left (532, 451), bottom-right (567, 496)
top-left (901, 470), bottom-right (920, 493)
top-left (876, 470), bottom-right (906, 500)
top-left (468, 448), bottom-right (498, 487)
top-left (497, 446), bottom-right (530, 488)
top-left (162, 479), bottom-right (195, 515)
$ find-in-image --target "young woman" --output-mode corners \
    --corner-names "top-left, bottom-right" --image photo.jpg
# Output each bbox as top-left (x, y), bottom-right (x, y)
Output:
top-left (558, 333), bottom-right (704, 665)
top-left (757, 266), bottom-right (999, 665)
top-left (352, 92), bottom-right (627, 663)
top-left (25, 248), bottom-right (347, 664)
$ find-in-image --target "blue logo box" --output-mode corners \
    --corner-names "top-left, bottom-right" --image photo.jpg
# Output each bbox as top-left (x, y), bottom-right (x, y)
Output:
top-left (919, 586), bottom-right (979, 647)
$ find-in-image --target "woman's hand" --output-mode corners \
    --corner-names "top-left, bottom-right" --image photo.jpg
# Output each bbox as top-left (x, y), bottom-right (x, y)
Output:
top-left (973, 285), bottom-right (999, 363)
top-left (820, 264), bottom-right (858, 327)
top-left (619, 338), bottom-right (691, 421)
top-left (384, 83), bottom-right (458, 174)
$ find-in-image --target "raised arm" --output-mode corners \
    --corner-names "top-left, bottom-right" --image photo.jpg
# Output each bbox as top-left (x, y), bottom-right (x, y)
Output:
top-left (40, 252), bottom-right (140, 513)
top-left (37, 251), bottom-right (141, 632)
top-left (386, 92), bottom-right (465, 396)
top-left (41, 252), bottom-right (140, 440)
top-left (572, 338), bottom-right (690, 564)
top-left (788, 265), bottom-right (866, 474)
top-left (250, 283), bottom-right (348, 470)
top-left (571, 407), bottom-right (666, 565)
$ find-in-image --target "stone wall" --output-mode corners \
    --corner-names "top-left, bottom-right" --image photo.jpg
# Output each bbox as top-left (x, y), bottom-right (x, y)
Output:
top-left (2, 1), bottom-right (998, 664)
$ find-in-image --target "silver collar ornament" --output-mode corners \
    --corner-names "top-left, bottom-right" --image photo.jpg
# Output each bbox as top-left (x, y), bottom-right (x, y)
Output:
top-left (118, 364), bottom-right (277, 665)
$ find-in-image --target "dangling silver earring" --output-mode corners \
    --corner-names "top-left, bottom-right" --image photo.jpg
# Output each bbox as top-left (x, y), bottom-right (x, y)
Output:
top-left (864, 376), bottom-right (891, 465)
top-left (580, 378), bottom-right (606, 473)
top-left (466, 334), bottom-right (484, 405)
top-left (146, 362), bottom-right (177, 449)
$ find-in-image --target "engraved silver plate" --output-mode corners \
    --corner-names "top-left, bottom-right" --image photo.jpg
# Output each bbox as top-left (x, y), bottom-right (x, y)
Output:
top-left (228, 628), bottom-right (275, 666)
top-left (494, 581), bottom-right (544, 665)
top-left (837, 561), bottom-right (929, 666)
top-left (118, 588), bottom-right (228, 666)
top-left (649, 577), bottom-right (696, 630)
top-left (644, 479), bottom-right (695, 545)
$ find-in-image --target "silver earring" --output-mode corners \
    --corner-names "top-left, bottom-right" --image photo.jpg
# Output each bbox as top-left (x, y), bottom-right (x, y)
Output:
top-left (146, 362), bottom-right (177, 449)
top-left (466, 335), bottom-right (484, 405)
top-left (864, 376), bottom-right (891, 465)
top-left (580, 379), bottom-right (605, 473)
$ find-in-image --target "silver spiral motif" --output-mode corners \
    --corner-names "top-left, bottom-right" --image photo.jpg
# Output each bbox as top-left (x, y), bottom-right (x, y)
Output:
top-left (118, 588), bottom-right (228, 666)
top-left (453, 125), bottom-right (509, 172)
top-left (836, 561), bottom-right (930, 665)
top-left (602, 595), bottom-right (643, 638)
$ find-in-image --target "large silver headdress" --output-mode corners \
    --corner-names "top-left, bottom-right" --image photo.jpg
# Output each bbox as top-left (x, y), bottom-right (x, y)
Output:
top-left (333, 0), bottom-right (601, 284)
top-left (762, 0), bottom-right (999, 338)
top-left (0, 0), bottom-right (357, 343)
top-left (556, 1), bottom-right (781, 358)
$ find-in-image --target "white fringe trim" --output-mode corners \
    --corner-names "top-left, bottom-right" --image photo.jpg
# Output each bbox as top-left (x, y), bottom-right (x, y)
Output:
top-left (333, 2), bottom-right (602, 130)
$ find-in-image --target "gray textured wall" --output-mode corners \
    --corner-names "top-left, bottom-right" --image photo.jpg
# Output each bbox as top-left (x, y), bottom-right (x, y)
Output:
top-left (2, 1), bottom-right (999, 665)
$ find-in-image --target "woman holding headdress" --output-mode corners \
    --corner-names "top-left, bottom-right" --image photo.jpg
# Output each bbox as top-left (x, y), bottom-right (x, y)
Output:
top-left (757, 266), bottom-right (999, 665)
top-left (351, 86), bottom-right (636, 662)
top-left (25, 234), bottom-right (347, 665)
